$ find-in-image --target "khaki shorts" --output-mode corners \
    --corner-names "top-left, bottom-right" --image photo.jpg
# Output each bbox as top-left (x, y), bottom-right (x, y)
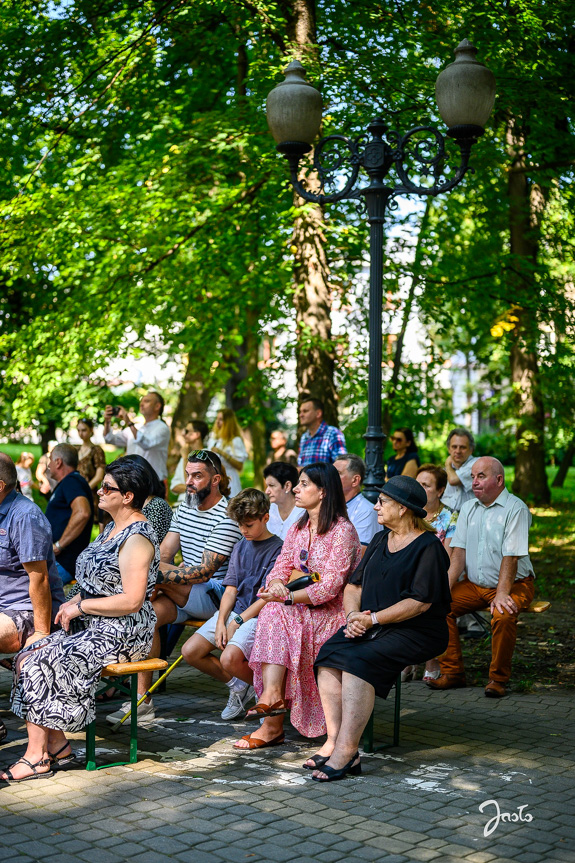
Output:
top-left (195, 611), bottom-right (258, 660)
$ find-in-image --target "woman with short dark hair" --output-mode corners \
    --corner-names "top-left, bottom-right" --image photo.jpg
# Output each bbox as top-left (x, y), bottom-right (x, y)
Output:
top-left (122, 454), bottom-right (173, 544)
top-left (263, 460), bottom-right (300, 540)
top-left (2, 457), bottom-right (159, 782)
top-left (234, 462), bottom-right (361, 750)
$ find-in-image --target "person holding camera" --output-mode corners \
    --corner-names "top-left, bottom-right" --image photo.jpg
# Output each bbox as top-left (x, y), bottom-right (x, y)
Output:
top-left (103, 392), bottom-right (170, 481)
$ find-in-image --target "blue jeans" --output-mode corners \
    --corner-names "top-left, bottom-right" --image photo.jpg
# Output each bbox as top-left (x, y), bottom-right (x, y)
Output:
top-left (55, 561), bottom-right (74, 585)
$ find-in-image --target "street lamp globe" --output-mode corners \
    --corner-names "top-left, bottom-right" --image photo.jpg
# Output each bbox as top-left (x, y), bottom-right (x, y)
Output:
top-left (266, 60), bottom-right (323, 154)
top-left (435, 39), bottom-right (496, 138)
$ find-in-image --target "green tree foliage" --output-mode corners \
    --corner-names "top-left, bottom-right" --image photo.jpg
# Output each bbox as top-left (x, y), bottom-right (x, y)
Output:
top-left (0, 0), bottom-right (572, 505)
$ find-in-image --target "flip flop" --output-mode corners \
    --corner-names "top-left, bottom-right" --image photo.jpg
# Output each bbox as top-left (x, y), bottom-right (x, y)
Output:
top-left (244, 700), bottom-right (287, 721)
top-left (2, 756), bottom-right (54, 783)
top-left (233, 732), bottom-right (285, 750)
top-left (48, 743), bottom-right (76, 769)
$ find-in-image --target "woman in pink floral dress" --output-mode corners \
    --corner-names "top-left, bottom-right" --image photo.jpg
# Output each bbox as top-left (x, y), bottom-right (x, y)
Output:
top-left (234, 462), bottom-right (361, 750)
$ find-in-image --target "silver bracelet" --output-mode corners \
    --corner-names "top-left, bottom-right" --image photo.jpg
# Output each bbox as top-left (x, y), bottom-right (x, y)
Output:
top-left (370, 612), bottom-right (378, 626)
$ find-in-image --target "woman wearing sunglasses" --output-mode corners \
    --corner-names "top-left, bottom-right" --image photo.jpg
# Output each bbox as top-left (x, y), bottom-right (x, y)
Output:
top-left (2, 458), bottom-right (159, 782)
top-left (310, 475), bottom-right (451, 781)
top-left (234, 462), bottom-right (361, 751)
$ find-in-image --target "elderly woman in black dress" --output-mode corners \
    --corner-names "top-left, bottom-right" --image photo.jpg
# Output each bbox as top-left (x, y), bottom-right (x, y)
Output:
top-left (1, 458), bottom-right (159, 783)
top-left (311, 475), bottom-right (451, 782)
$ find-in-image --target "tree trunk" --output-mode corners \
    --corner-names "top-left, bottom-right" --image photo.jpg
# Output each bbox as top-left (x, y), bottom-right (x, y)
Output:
top-left (169, 353), bottom-right (213, 472)
top-left (552, 438), bottom-right (574, 488)
top-left (506, 119), bottom-right (550, 505)
top-left (224, 307), bottom-right (267, 489)
top-left (40, 419), bottom-right (57, 453)
top-left (281, 0), bottom-right (339, 427)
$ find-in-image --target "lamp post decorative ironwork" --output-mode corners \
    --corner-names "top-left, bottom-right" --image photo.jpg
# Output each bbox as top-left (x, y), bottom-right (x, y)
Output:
top-left (266, 40), bottom-right (496, 500)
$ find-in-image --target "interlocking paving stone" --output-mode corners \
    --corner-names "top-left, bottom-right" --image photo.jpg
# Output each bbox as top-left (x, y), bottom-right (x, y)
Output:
top-left (2, 666), bottom-right (574, 863)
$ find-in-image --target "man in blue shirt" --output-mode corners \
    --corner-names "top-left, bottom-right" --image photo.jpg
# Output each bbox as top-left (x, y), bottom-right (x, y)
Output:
top-left (297, 398), bottom-right (347, 467)
top-left (45, 444), bottom-right (93, 584)
top-left (0, 453), bottom-right (65, 654)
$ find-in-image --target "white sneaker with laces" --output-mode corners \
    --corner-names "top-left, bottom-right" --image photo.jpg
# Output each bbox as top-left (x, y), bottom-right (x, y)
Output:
top-left (105, 698), bottom-right (156, 726)
top-left (221, 685), bottom-right (255, 721)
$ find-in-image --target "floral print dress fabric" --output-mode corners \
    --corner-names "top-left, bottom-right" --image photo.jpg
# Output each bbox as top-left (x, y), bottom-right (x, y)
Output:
top-left (249, 516), bottom-right (361, 738)
top-left (11, 521), bottom-right (159, 732)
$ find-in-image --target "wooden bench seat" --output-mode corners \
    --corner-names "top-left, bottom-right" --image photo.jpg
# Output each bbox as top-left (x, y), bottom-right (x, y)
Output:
top-left (86, 657), bottom-right (168, 771)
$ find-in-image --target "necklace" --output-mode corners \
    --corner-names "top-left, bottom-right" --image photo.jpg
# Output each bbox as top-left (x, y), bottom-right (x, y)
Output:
top-left (388, 531), bottom-right (416, 552)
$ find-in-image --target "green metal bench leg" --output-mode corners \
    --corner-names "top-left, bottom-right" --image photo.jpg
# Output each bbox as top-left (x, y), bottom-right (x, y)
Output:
top-left (362, 711), bottom-right (375, 753)
top-left (84, 673), bottom-right (138, 770)
top-left (392, 677), bottom-right (401, 747)
top-left (86, 719), bottom-right (97, 771)
top-left (129, 672), bottom-right (139, 764)
top-left (362, 674), bottom-right (401, 753)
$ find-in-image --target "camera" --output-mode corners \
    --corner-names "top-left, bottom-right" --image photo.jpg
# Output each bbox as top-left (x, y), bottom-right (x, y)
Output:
top-left (111, 406), bottom-right (122, 417)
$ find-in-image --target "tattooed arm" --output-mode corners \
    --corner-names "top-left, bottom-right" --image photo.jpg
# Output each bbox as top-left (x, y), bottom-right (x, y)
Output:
top-left (156, 550), bottom-right (228, 586)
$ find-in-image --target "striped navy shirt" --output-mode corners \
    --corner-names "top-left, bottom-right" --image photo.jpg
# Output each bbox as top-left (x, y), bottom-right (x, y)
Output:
top-left (169, 497), bottom-right (242, 579)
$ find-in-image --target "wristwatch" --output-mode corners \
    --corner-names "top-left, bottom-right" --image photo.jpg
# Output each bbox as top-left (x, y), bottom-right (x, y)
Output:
top-left (233, 614), bottom-right (244, 626)
top-left (55, 541), bottom-right (62, 551)
top-left (284, 592), bottom-right (294, 606)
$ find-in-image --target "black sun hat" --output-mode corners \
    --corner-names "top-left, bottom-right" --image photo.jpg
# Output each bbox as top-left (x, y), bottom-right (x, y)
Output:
top-left (378, 475), bottom-right (427, 519)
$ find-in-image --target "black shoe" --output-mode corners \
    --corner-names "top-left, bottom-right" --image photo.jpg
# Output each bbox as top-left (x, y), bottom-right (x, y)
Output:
top-left (311, 752), bottom-right (361, 782)
top-left (303, 753), bottom-right (330, 770)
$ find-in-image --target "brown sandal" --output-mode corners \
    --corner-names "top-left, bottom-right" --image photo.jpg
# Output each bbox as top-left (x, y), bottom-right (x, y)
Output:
top-left (244, 699), bottom-right (287, 721)
top-left (233, 732), bottom-right (285, 750)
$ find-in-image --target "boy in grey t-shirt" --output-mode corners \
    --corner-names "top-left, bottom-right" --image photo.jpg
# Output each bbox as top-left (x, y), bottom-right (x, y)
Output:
top-left (181, 489), bottom-right (282, 720)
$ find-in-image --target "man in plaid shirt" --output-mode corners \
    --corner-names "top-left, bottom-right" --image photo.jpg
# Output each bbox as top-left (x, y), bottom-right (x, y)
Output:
top-left (297, 398), bottom-right (347, 466)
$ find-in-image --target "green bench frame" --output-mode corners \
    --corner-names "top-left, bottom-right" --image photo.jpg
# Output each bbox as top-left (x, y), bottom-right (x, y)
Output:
top-left (362, 675), bottom-right (401, 753)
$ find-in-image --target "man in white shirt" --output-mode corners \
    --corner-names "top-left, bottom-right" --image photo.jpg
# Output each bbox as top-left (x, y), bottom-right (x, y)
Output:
top-left (334, 454), bottom-right (382, 547)
top-left (103, 392), bottom-right (170, 480)
top-left (441, 428), bottom-right (478, 512)
top-left (428, 457), bottom-right (535, 698)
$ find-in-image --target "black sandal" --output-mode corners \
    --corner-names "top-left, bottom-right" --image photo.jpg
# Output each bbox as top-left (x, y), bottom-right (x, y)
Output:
top-left (2, 757), bottom-right (54, 783)
top-left (48, 743), bottom-right (76, 769)
top-left (303, 753), bottom-right (330, 770)
top-left (311, 752), bottom-right (361, 782)
top-left (96, 686), bottom-right (121, 703)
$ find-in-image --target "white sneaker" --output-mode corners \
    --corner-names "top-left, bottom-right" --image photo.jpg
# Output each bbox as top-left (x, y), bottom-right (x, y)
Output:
top-left (221, 685), bottom-right (255, 721)
top-left (106, 698), bottom-right (156, 726)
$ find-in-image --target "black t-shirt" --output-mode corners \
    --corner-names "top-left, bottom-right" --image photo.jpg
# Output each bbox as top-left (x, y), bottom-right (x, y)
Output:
top-left (46, 472), bottom-right (94, 575)
top-left (349, 529), bottom-right (451, 629)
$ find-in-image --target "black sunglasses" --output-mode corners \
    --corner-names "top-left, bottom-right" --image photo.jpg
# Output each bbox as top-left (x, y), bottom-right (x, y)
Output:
top-left (187, 450), bottom-right (219, 472)
top-left (300, 548), bottom-right (310, 573)
top-left (99, 482), bottom-right (121, 495)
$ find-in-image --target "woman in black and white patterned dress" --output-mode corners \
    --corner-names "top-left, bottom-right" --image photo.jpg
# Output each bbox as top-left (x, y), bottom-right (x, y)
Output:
top-left (1, 458), bottom-right (159, 783)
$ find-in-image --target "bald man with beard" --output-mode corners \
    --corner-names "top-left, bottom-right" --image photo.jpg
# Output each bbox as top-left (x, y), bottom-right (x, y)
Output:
top-left (427, 457), bottom-right (535, 698)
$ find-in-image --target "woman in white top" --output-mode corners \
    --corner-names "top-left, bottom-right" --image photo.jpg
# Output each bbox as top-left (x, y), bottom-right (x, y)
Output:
top-left (264, 461), bottom-right (300, 540)
top-left (15, 452), bottom-right (36, 501)
top-left (206, 409), bottom-right (248, 497)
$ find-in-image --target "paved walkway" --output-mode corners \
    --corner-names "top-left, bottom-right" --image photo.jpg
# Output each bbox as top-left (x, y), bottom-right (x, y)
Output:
top-left (1, 664), bottom-right (574, 863)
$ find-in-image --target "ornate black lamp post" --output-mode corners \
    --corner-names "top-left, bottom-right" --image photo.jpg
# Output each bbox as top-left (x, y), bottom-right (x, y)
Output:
top-left (266, 40), bottom-right (496, 500)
